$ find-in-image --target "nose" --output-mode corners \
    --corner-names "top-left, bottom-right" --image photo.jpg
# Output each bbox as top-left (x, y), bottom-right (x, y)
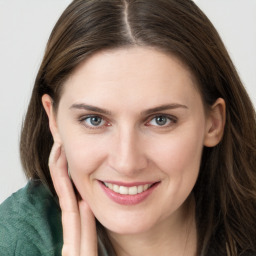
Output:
top-left (108, 127), bottom-right (148, 176)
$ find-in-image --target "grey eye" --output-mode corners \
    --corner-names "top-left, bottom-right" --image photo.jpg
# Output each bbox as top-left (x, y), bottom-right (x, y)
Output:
top-left (85, 116), bottom-right (104, 127)
top-left (147, 115), bottom-right (174, 127)
top-left (155, 116), bottom-right (168, 126)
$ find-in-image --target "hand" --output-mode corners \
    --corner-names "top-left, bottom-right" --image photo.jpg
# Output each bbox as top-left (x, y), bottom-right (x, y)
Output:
top-left (48, 142), bottom-right (98, 256)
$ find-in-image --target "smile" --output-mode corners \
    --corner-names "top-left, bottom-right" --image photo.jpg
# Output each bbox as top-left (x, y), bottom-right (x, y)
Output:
top-left (103, 182), bottom-right (153, 195)
top-left (99, 181), bottom-right (160, 205)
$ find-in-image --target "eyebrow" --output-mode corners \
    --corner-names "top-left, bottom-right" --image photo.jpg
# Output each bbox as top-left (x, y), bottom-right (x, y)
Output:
top-left (141, 104), bottom-right (188, 116)
top-left (70, 103), bottom-right (112, 115)
top-left (69, 103), bottom-right (188, 116)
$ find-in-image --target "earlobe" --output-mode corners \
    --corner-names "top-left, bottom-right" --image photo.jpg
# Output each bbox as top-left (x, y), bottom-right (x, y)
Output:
top-left (42, 94), bottom-right (62, 143)
top-left (204, 98), bottom-right (226, 147)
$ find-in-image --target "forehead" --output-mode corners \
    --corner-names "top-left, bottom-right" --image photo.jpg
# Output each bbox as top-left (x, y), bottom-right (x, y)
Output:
top-left (60, 47), bottom-right (201, 108)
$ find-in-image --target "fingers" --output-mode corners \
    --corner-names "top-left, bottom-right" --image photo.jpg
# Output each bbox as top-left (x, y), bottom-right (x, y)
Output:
top-left (48, 143), bottom-right (81, 255)
top-left (79, 201), bottom-right (98, 256)
top-left (49, 143), bottom-right (77, 210)
top-left (49, 142), bottom-right (98, 256)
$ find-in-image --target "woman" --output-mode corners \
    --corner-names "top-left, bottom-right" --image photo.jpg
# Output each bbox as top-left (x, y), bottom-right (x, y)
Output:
top-left (0, 0), bottom-right (255, 255)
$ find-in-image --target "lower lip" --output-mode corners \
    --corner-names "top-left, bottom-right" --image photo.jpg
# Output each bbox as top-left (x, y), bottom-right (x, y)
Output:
top-left (99, 181), bottom-right (159, 205)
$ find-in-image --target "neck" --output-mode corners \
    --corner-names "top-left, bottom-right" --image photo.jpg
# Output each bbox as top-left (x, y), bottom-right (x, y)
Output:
top-left (107, 195), bottom-right (197, 256)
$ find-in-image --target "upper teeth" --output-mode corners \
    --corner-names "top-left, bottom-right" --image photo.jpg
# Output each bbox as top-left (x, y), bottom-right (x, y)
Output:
top-left (104, 183), bottom-right (152, 195)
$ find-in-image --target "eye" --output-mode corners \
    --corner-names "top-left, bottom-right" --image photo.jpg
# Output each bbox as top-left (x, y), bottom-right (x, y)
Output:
top-left (80, 115), bottom-right (109, 129)
top-left (146, 115), bottom-right (176, 127)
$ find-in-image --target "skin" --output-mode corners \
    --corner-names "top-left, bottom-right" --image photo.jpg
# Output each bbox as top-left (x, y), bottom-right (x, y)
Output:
top-left (43, 47), bottom-right (225, 256)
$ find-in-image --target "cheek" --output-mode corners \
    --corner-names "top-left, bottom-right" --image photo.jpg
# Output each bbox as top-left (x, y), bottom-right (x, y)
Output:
top-left (149, 129), bottom-right (204, 219)
top-left (151, 128), bottom-right (204, 178)
top-left (61, 135), bottom-right (105, 176)
top-left (61, 137), bottom-right (103, 201)
top-left (60, 132), bottom-right (112, 201)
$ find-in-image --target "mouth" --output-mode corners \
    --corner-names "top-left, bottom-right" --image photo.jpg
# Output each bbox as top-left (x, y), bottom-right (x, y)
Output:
top-left (102, 182), bottom-right (155, 195)
top-left (99, 180), bottom-right (160, 205)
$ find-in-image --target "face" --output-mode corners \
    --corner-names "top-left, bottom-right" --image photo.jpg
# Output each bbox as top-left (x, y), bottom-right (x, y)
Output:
top-left (50, 47), bottom-right (214, 235)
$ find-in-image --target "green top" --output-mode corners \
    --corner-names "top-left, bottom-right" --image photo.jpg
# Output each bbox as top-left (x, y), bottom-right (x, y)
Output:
top-left (1, 181), bottom-right (255, 256)
top-left (0, 180), bottom-right (63, 256)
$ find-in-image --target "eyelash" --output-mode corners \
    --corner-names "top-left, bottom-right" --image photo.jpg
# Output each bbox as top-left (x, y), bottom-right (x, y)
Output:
top-left (78, 114), bottom-right (177, 130)
top-left (145, 114), bottom-right (177, 127)
top-left (78, 115), bottom-right (110, 129)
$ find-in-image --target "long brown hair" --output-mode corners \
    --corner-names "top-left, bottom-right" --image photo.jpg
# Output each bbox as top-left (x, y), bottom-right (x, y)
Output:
top-left (20, 0), bottom-right (256, 255)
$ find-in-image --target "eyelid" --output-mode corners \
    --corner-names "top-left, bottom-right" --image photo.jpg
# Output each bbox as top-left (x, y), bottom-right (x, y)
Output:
top-left (145, 113), bottom-right (178, 127)
top-left (77, 113), bottom-right (177, 130)
top-left (78, 114), bottom-right (111, 129)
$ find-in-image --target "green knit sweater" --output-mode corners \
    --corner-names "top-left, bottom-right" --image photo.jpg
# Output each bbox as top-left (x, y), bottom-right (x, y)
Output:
top-left (1, 181), bottom-right (255, 256)
top-left (0, 180), bottom-right (63, 256)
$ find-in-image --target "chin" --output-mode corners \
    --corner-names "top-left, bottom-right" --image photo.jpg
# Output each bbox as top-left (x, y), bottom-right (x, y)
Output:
top-left (97, 212), bottom-right (158, 235)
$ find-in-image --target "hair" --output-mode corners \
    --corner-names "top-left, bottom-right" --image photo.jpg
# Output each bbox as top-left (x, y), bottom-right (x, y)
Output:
top-left (20, 0), bottom-right (256, 255)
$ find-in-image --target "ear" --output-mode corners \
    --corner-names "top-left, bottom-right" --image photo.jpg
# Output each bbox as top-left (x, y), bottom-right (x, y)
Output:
top-left (42, 94), bottom-right (62, 144)
top-left (204, 98), bottom-right (226, 147)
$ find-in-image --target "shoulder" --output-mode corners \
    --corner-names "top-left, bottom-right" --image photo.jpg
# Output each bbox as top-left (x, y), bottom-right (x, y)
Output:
top-left (0, 180), bottom-right (63, 256)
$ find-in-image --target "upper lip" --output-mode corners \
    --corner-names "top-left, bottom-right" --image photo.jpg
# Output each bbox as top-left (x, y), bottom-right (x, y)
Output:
top-left (99, 180), bottom-right (160, 187)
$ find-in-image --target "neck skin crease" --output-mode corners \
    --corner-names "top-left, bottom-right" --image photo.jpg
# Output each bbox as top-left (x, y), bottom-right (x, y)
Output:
top-left (107, 195), bottom-right (197, 256)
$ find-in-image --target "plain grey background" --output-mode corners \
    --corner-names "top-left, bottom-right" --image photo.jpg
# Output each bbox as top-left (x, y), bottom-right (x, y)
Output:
top-left (0, 0), bottom-right (255, 203)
